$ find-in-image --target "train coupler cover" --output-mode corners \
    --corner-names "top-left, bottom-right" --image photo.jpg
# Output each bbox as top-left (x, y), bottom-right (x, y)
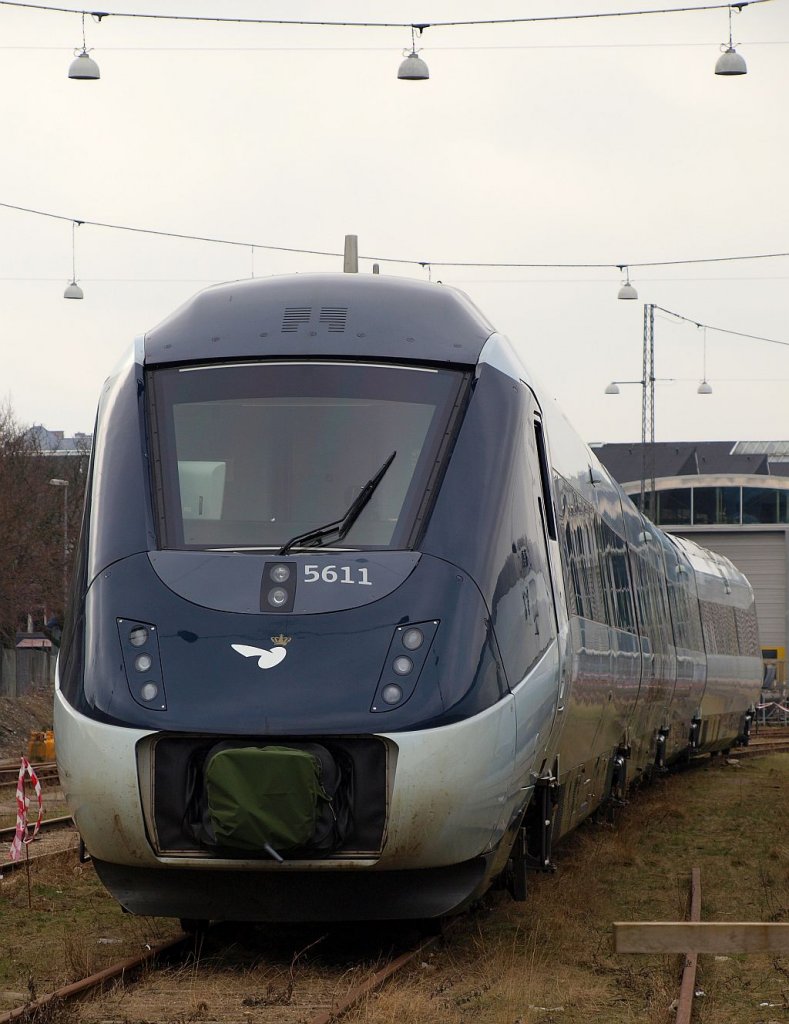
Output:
top-left (186, 742), bottom-right (353, 857)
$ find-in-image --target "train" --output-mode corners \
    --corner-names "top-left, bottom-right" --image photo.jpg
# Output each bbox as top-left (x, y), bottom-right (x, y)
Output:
top-left (54, 272), bottom-right (762, 925)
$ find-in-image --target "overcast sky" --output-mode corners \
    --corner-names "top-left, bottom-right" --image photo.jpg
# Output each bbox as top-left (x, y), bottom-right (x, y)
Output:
top-left (1, 0), bottom-right (787, 443)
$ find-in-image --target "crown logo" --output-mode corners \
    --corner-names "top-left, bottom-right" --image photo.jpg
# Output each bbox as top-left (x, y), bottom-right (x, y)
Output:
top-left (271, 634), bottom-right (292, 647)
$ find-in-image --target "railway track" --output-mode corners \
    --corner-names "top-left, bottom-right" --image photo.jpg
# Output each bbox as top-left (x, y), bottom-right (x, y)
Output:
top-left (0, 816), bottom-right (80, 875)
top-left (0, 919), bottom-right (445, 1024)
top-left (0, 759), bottom-right (59, 788)
top-left (739, 724), bottom-right (789, 756)
top-left (1, 746), bottom-right (787, 1022)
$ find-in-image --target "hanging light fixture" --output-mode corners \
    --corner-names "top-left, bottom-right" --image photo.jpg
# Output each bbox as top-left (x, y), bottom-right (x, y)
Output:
top-left (69, 12), bottom-right (100, 80)
top-left (398, 25), bottom-right (429, 80)
top-left (64, 221), bottom-right (84, 300)
top-left (697, 326), bottom-right (713, 393)
top-left (617, 266), bottom-right (638, 300)
top-left (715, 5), bottom-right (747, 75)
top-left (604, 382), bottom-right (621, 395)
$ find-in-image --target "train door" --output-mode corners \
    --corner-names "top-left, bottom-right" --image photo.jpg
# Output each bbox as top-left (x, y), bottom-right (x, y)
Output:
top-left (659, 533), bottom-right (706, 762)
top-left (621, 511), bottom-right (678, 773)
top-left (507, 388), bottom-right (561, 790)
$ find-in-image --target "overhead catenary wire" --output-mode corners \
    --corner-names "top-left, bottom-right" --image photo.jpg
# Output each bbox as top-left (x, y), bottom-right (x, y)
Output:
top-left (2, 202), bottom-right (788, 350)
top-left (0, 0), bottom-right (773, 30)
top-left (654, 304), bottom-right (789, 348)
top-left (0, 40), bottom-right (786, 51)
top-left (2, 199), bottom-right (789, 274)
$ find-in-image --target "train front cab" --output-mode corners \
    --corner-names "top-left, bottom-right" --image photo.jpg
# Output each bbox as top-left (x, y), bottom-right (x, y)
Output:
top-left (55, 314), bottom-right (565, 922)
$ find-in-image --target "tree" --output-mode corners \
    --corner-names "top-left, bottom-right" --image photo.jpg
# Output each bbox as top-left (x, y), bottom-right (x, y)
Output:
top-left (0, 401), bottom-right (89, 645)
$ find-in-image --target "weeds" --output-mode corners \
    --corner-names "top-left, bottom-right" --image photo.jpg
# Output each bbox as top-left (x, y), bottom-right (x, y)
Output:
top-left (346, 756), bottom-right (789, 1024)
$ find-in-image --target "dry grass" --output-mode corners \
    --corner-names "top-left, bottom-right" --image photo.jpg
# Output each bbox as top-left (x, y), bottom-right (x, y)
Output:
top-left (0, 851), bottom-right (180, 1008)
top-left (347, 755), bottom-right (789, 1024)
top-left (1, 755), bottom-right (787, 1023)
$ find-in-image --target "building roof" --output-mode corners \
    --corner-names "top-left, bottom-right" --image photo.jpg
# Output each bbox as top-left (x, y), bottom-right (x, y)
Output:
top-left (592, 441), bottom-right (780, 485)
top-left (25, 425), bottom-right (92, 456)
top-left (15, 632), bottom-right (52, 649)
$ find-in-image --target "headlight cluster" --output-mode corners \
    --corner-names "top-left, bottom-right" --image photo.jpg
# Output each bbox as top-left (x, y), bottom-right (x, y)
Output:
top-left (370, 620), bottom-right (439, 713)
top-left (117, 618), bottom-right (167, 711)
top-left (262, 561), bottom-right (295, 612)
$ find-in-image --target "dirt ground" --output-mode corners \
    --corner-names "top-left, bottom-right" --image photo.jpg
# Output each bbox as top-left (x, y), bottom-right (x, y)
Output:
top-left (0, 688), bottom-right (55, 761)
top-left (0, 752), bottom-right (787, 1024)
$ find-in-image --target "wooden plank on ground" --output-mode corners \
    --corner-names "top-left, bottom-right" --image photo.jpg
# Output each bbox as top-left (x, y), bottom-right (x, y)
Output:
top-left (675, 867), bottom-right (701, 1024)
top-left (613, 921), bottom-right (789, 954)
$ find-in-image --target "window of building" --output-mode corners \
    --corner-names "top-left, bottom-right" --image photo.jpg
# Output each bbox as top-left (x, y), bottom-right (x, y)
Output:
top-left (656, 488), bottom-right (692, 526)
top-left (742, 487), bottom-right (779, 524)
top-left (693, 486), bottom-right (740, 526)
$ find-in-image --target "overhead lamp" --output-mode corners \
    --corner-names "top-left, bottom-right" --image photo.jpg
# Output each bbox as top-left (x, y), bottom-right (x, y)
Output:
top-left (696, 326), bottom-right (712, 393)
top-left (398, 26), bottom-right (429, 80)
top-left (715, 6), bottom-right (746, 75)
top-left (64, 220), bottom-right (84, 300)
top-left (69, 12), bottom-right (100, 80)
top-left (69, 50), bottom-right (100, 80)
top-left (617, 266), bottom-right (638, 300)
top-left (604, 382), bottom-right (621, 395)
top-left (715, 47), bottom-right (746, 75)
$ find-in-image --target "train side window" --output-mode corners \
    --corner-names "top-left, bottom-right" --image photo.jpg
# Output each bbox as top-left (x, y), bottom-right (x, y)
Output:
top-left (699, 599), bottom-right (737, 654)
top-left (734, 606), bottom-right (760, 657)
top-left (596, 518), bottom-right (637, 634)
top-left (556, 476), bottom-right (605, 623)
top-left (534, 419), bottom-right (557, 541)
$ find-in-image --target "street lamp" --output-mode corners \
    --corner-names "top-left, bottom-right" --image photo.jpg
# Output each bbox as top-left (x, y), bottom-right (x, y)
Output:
top-left (49, 479), bottom-right (69, 615)
top-left (604, 303), bottom-right (716, 519)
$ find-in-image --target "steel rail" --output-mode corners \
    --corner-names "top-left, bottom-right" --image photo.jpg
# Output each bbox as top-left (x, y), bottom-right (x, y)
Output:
top-left (308, 932), bottom-right (445, 1024)
top-left (0, 759), bottom-right (57, 773)
top-left (0, 815), bottom-right (73, 840)
top-left (1, 824), bottom-right (80, 875)
top-left (0, 762), bottom-right (60, 794)
top-left (0, 921), bottom-right (444, 1024)
top-left (734, 737), bottom-right (789, 757)
top-left (0, 934), bottom-right (190, 1024)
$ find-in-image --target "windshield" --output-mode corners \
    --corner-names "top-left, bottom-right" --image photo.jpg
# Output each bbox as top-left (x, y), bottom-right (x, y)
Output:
top-left (149, 360), bottom-right (466, 550)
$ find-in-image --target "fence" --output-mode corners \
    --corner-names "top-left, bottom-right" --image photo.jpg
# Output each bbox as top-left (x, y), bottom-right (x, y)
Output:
top-left (0, 648), bottom-right (57, 697)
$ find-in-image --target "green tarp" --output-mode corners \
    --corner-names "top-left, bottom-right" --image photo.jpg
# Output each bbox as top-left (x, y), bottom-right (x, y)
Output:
top-left (205, 745), bottom-right (328, 852)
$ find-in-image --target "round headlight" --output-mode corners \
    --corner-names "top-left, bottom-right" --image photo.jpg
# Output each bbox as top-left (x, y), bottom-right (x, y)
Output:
top-left (134, 653), bottom-right (153, 673)
top-left (140, 682), bottom-right (159, 702)
top-left (268, 587), bottom-right (289, 608)
top-left (270, 564), bottom-right (291, 584)
top-left (129, 626), bottom-right (148, 647)
top-left (381, 683), bottom-right (403, 705)
top-left (392, 656), bottom-right (413, 676)
top-left (402, 627), bottom-right (424, 651)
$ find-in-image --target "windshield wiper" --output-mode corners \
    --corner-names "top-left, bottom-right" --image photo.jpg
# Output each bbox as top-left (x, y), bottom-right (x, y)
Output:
top-left (278, 451), bottom-right (397, 556)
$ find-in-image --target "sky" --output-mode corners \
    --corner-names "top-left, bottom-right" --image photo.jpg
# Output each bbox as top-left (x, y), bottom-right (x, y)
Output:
top-left (0, 0), bottom-right (787, 444)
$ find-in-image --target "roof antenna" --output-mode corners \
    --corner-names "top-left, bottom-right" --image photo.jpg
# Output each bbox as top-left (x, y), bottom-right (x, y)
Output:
top-left (343, 234), bottom-right (359, 274)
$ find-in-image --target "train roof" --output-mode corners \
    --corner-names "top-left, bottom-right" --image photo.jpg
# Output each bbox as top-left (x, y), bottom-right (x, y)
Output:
top-left (670, 534), bottom-right (755, 608)
top-left (144, 273), bottom-right (496, 366)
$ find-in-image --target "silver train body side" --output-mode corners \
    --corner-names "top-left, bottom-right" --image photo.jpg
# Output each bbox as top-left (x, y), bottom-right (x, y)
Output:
top-left (54, 275), bottom-right (761, 922)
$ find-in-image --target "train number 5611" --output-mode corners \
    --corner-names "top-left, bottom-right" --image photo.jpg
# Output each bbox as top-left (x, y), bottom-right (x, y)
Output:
top-left (303, 565), bottom-right (372, 586)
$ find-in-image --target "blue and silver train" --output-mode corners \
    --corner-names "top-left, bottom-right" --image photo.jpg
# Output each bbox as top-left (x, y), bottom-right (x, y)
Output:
top-left (55, 273), bottom-right (761, 924)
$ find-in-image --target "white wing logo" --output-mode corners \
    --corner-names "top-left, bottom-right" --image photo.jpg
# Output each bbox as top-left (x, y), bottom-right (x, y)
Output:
top-left (231, 643), bottom-right (288, 670)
